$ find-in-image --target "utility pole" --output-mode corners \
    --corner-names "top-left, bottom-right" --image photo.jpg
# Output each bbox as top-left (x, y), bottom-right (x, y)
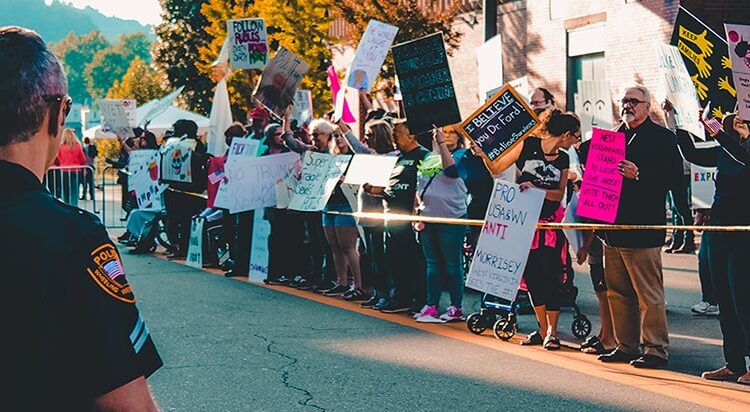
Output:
top-left (484, 0), bottom-right (497, 41)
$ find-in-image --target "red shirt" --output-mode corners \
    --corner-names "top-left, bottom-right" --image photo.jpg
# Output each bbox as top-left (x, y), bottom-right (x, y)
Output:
top-left (55, 143), bottom-right (87, 171)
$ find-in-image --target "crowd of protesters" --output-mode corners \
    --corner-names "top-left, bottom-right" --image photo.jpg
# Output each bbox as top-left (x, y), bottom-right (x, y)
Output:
top-left (52, 83), bottom-right (750, 385)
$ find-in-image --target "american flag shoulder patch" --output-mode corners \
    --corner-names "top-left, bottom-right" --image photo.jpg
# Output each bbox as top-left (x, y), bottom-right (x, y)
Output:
top-left (85, 243), bottom-right (135, 304)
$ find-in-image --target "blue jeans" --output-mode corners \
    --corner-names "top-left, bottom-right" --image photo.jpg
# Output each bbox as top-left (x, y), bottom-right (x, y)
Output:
top-left (420, 223), bottom-right (466, 308)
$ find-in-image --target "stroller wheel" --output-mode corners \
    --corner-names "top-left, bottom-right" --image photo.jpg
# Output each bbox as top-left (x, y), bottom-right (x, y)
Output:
top-left (466, 313), bottom-right (487, 335)
top-left (493, 318), bottom-right (516, 341)
top-left (571, 316), bottom-right (592, 339)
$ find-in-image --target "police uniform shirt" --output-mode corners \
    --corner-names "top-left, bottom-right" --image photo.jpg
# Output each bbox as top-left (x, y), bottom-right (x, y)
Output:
top-left (0, 160), bottom-right (163, 410)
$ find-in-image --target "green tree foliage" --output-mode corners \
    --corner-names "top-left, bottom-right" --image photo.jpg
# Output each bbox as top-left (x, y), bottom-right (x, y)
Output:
top-left (83, 33), bottom-right (152, 99)
top-left (107, 57), bottom-right (167, 104)
top-left (153, 0), bottom-right (216, 116)
top-left (333, 0), bottom-right (463, 95)
top-left (51, 30), bottom-right (110, 104)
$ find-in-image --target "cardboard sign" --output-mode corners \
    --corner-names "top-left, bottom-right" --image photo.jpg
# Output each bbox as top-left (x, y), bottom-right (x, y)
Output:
top-left (290, 89), bottom-right (313, 128)
top-left (288, 152), bottom-right (351, 212)
top-left (576, 128), bottom-right (626, 223)
top-left (465, 180), bottom-right (545, 301)
top-left (99, 99), bottom-right (136, 136)
top-left (213, 139), bottom-right (260, 209)
top-left (691, 163), bottom-right (717, 209)
top-left (391, 32), bottom-right (461, 134)
top-left (671, 6), bottom-right (736, 119)
top-left (227, 18), bottom-right (268, 70)
top-left (127, 149), bottom-right (158, 191)
top-left (656, 45), bottom-right (704, 138)
top-left (186, 218), bottom-right (204, 268)
top-left (477, 35), bottom-right (503, 100)
top-left (573, 80), bottom-right (615, 139)
top-left (248, 211), bottom-right (270, 282)
top-left (253, 47), bottom-right (310, 118)
top-left (460, 84), bottom-right (540, 167)
top-left (343, 154), bottom-right (398, 187)
top-left (725, 23), bottom-right (750, 119)
top-left (346, 20), bottom-right (399, 91)
top-left (160, 138), bottom-right (197, 183)
top-left (129, 150), bottom-right (167, 209)
top-left (225, 152), bottom-right (300, 213)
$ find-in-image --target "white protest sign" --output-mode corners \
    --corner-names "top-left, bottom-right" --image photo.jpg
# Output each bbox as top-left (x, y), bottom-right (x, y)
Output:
top-left (465, 180), bottom-right (544, 301)
top-left (226, 152), bottom-right (300, 213)
top-left (160, 138), bottom-right (196, 183)
top-left (690, 163), bottom-right (717, 209)
top-left (339, 182), bottom-right (367, 246)
top-left (214, 139), bottom-right (260, 209)
top-left (486, 76), bottom-right (529, 102)
top-left (99, 99), bottom-right (136, 136)
top-left (346, 20), bottom-right (399, 92)
top-left (129, 150), bottom-right (167, 209)
top-left (477, 35), bottom-right (503, 100)
top-left (725, 24), bottom-right (750, 119)
top-left (227, 18), bottom-right (268, 70)
top-left (562, 193), bottom-right (584, 254)
top-left (343, 154), bottom-right (398, 187)
top-left (248, 211), bottom-right (270, 282)
top-left (573, 80), bottom-right (615, 139)
top-left (186, 218), bottom-right (204, 268)
top-left (656, 44), bottom-right (704, 139)
top-left (127, 150), bottom-right (157, 192)
top-left (290, 89), bottom-right (313, 128)
top-left (253, 47), bottom-right (310, 117)
top-left (288, 153), bottom-right (351, 212)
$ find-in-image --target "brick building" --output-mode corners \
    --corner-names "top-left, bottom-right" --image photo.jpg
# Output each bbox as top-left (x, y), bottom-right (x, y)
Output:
top-left (330, 0), bottom-right (748, 125)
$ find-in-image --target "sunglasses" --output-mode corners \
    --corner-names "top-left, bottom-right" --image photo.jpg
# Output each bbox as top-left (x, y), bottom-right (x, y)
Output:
top-left (620, 98), bottom-right (646, 107)
top-left (44, 94), bottom-right (72, 119)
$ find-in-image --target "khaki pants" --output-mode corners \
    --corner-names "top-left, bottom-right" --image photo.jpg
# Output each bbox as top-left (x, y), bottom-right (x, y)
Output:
top-left (604, 246), bottom-right (669, 359)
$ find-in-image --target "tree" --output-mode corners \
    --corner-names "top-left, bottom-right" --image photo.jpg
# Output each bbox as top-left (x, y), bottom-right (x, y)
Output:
top-left (51, 30), bottom-right (110, 104)
top-left (84, 33), bottom-right (152, 99)
top-left (107, 57), bottom-right (167, 104)
top-left (153, 0), bottom-right (216, 115)
top-left (332, 0), bottom-right (463, 95)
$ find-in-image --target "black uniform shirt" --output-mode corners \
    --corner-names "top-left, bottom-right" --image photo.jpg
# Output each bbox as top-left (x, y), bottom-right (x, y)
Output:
top-left (0, 160), bottom-right (162, 410)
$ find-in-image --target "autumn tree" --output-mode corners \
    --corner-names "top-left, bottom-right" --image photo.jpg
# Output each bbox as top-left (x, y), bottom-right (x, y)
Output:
top-left (51, 30), bottom-right (109, 104)
top-left (333, 0), bottom-right (463, 95)
top-left (84, 33), bottom-right (152, 98)
top-left (107, 57), bottom-right (167, 104)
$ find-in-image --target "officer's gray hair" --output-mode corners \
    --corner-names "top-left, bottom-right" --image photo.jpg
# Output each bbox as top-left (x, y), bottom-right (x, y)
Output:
top-left (0, 26), bottom-right (67, 147)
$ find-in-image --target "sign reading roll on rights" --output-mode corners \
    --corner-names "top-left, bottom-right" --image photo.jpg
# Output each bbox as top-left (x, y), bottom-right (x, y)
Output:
top-left (465, 180), bottom-right (544, 301)
top-left (253, 47), bottom-right (310, 118)
top-left (227, 18), bottom-right (268, 70)
top-left (576, 128), bottom-right (626, 223)
top-left (391, 32), bottom-right (461, 134)
top-left (460, 84), bottom-right (540, 167)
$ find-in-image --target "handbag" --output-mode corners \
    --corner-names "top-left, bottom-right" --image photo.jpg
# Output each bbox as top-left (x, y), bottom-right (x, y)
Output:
top-left (412, 174), bottom-right (437, 232)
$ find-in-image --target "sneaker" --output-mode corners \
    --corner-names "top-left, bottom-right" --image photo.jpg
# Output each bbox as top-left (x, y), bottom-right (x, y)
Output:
top-left (312, 280), bottom-right (336, 293)
top-left (415, 305), bottom-right (443, 323)
top-left (289, 275), bottom-right (307, 288)
top-left (705, 304), bottom-right (720, 316)
top-left (701, 366), bottom-right (741, 382)
top-left (295, 278), bottom-right (314, 290)
top-left (360, 296), bottom-right (380, 308)
top-left (372, 297), bottom-right (389, 310)
top-left (691, 301), bottom-right (719, 316)
top-left (379, 299), bottom-right (411, 314)
top-left (439, 306), bottom-right (464, 322)
top-left (264, 276), bottom-right (292, 286)
top-left (413, 305), bottom-right (433, 319)
top-left (323, 284), bottom-right (349, 297)
top-left (343, 288), bottom-right (368, 301)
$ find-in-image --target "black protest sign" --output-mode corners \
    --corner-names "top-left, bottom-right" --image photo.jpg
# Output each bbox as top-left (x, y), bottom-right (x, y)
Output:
top-left (391, 32), bottom-right (461, 134)
top-left (460, 84), bottom-right (540, 167)
top-left (671, 6), bottom-right (736, 118)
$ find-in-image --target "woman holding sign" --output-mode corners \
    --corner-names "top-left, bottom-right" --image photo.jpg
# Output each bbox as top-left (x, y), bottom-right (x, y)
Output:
top-left (489, 109), bottom-right (581, 350)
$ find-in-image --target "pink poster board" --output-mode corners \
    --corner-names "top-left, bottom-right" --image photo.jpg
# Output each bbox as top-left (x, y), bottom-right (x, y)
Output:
top-left (576, 128), bottom-right (626, 223)
top-left (327, 66), bottom-right (356, 123)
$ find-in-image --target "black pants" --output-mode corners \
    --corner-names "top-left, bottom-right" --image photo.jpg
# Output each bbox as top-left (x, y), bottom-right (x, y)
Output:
top-left (706, 231), bottom-right (750, 374)
top-left (80, 169), bottom-right (95, 200)
top-left (386, 224), bottom-right (425, 306)
top-left (698, 236), bottom-right (716, 304)
top-left (523, 232), bottom-right (565, 311)
top-left (303, 212), bottom-right (334, 283)
top-left (267, 211), bottom-right (306, 280)
top-left (233, 211), bottom-right (254, 275)
top-left (363, 225), bottom-right (387, 295)
top-left (164, 189), bottom-right (206, 254)
top-left (667, 175), bottom-right (695, 247)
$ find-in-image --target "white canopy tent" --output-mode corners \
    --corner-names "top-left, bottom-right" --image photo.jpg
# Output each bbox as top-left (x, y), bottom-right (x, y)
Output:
top-left (83, 100), bottom-right (210, 139)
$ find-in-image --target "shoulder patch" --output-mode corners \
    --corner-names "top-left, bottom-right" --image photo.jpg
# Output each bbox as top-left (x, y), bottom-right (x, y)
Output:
top-left (85, 244), bottom-right (135, 304)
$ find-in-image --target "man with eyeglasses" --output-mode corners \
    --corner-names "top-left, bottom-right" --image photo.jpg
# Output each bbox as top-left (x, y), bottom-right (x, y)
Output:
top-left (596, 85), bottom-right (683, 370)
top-left (0, 26), bottom-right (162, 409)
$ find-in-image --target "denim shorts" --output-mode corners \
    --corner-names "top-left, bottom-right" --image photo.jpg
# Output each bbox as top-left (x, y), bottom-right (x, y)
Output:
top-left (323, 202), bottom-right (356, 227)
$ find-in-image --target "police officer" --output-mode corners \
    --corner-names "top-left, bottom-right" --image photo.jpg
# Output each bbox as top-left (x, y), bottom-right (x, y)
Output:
top-left (0, 26), bottom-right (162, 410)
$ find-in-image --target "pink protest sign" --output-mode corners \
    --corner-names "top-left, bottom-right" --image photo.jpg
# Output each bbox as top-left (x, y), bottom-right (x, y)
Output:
top-left (327, 66), bottom-right (356, 123)
top-left (576, 128), bottom-right (626, 223)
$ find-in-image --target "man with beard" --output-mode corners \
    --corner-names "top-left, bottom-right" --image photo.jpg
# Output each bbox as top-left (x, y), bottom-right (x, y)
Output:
top-left (596, 86), bottom-right (683, 369)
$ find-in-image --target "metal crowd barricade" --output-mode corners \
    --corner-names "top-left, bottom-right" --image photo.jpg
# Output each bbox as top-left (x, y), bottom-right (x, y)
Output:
top-left (100, 166), bottom-right (130, 229)
top-left (44, 165), bottom-right (98, 215)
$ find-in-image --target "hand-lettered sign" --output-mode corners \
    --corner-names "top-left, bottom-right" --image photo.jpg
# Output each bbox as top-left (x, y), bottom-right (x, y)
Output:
top-left (288, 152), bottom-right (351, 212)
top-left (253, 47), bottom-right (310, 118)
top-left (346, 20), bottom-right (399, 92)
top-left (725, 23), bottom-right (750, 119)
top-left (656, 45), bottom-right (703, 139)
top-left (576, 128), bottom-right (626, 223)
top-left (227, 18), bottom-right (268, 70)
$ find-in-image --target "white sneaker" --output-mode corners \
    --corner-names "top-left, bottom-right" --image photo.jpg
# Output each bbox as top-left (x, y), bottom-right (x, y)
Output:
top-left (439, 306), bottom-right (464, 322)
top-left (415, 305), bottom-right (444, 323)
top-left (413, 304), bottom-right (432, 319)
top-left (705, 304), bottom-right (720, 316)
top-left (691, 301), bottom-right (710, 314)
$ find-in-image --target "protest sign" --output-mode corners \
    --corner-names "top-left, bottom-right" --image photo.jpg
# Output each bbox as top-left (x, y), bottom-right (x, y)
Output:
top-left (249, 212), bottom-right (270, 282)
top-left (288, 153), bottom-right (351, 212)
top-left (691, 163), bottom-right (717, 209)
top-left (160, 138), bottom-right (197, 183)
top-left (460, 84), bottom-right (540, 168)
top-left (656, 45), bottom-right (704, 138)
top-left (562, 193), bottom-right (584, 254)
top-left (486, 76), bottom-right (529, 102)
top-left (346, 20), bottom-right (399, 91)
top-left (225, 152), bottom-right (300, 213)
top-left (725, 23), bottom-right (750, 119)
top-left (99, 99), bottom-right (136, 137)
top-left (207, 79), bottom-right (232, 156)
top-left (477, 35), bottom-right (503, 100)
top-left (392, 32), bottom-right (461, 134)
top-left (129, 150), bottom-right (167, 209)
top-left (140, 86), bottom-right (184, 127)
top-left (227, 18), bottom-right (268, 70)
top-left (290, 89), bottom-right (313, 128)
top-left (253, 47), bottom-right (309, 117)
top-left (465, 180), bottom-right (545, 301)
top-left (213, 139), bottom-right (260, 209)
top-left (573, 80), bottom-right (615, 139)
top-left (330, 66), bottom-right (356, 123)
top-left (206, 156), bottom-right (226, 208)
top-left (343, 154), bottom-right (398, 187)
top-left (671, 7), bottom-right (735, 119)
top-left (339, 183), bottom-right (367, 246)
top-left (186, 218), bottom-right (204, 269)
top-left (127, 149), bottom-right (157, 191)
top-left (576, 128), bottom-right (626, 223)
